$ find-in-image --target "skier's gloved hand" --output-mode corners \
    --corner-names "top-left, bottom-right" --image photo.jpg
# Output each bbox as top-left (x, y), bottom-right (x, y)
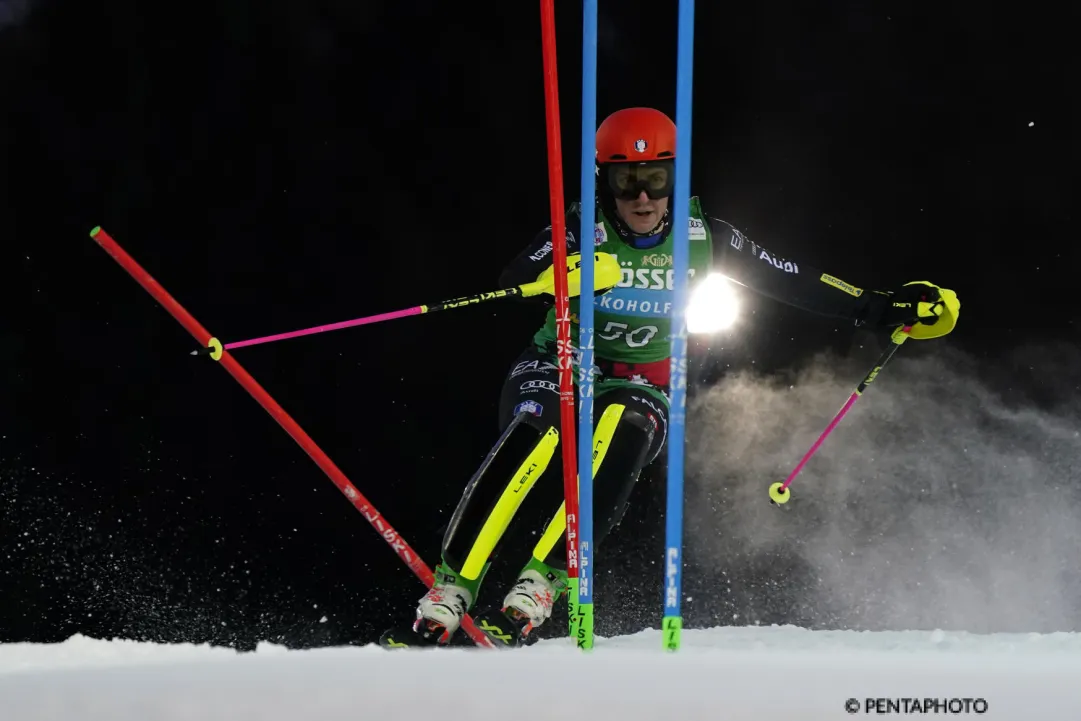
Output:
top-left (532, 252), bottom-right (620, 298)
top-left (866, 281), bottom-right (960, 339)
top-left (876, 282), bottom-right (943, 326)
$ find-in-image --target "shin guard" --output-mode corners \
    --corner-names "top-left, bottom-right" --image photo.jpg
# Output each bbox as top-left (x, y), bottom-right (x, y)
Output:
top-left (529, 402), bottom-right (655, 565)
top-left (441, 413), bottom-right (560, 584)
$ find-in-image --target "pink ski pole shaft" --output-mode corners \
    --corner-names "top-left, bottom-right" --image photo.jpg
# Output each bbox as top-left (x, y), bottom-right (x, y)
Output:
top-left (222, 306), bottom-right (425, 351)
top-left (190, 287), bottom-right (527, 354)
top-left (768, 325), bottom-right (911, 505)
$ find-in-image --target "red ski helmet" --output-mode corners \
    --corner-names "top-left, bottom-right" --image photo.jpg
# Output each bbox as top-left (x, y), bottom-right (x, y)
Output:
top-left (595, 107), bottom-right (676, 163)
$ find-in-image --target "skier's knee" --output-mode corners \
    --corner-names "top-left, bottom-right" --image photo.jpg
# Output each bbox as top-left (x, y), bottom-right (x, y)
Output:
top-left (596, 388), bottom-right (668, 465)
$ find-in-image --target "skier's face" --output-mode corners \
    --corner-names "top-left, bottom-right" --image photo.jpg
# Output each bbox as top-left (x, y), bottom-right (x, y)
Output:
top-left (615, 190), bottom-right (668, 234)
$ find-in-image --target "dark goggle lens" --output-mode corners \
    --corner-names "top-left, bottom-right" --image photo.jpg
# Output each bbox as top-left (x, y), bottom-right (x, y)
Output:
top-left (606, 161), bottom-right (674, 200)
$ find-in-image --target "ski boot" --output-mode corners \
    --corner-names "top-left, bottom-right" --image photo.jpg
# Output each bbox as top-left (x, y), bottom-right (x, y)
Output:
top-left (379, 565), bottom-right (474, 649)
top-left (475, 560), bottom-right (567, 648)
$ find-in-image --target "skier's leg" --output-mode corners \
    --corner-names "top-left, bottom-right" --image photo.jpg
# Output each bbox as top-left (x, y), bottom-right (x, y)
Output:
top-left (498, 381), bottom-right (670, 640)
top-left (530, 381), bottom-right (668, 565)
top-left (409, 346), bottom-right (565, 643)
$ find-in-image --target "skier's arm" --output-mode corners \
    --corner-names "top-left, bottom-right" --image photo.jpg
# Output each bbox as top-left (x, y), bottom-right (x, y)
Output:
top-left (498, 218), bottom-right (583, 294)
top-left (708, 216), bottom-right (885, 324)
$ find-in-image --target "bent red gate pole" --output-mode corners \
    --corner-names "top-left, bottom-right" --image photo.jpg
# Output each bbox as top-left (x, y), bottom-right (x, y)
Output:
top-left (88, 226), bottom-right (493, 648)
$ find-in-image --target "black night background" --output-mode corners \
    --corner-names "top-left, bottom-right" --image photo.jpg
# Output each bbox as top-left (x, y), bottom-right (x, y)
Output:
top-left (2, 0), bottom-right (1075, 650)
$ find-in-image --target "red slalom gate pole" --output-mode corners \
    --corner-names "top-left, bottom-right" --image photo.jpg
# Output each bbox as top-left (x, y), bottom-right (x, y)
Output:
top-left (87, 226), bottom-right (494, 649)
top-left (539, 0), bottom-right (581, 632)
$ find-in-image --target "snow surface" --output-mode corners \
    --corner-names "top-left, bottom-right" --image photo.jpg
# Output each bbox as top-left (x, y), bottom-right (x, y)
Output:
top-left (3, 625), bottom-right (1080, 719)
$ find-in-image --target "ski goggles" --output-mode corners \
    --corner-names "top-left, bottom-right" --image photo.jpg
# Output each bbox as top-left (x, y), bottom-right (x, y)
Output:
top-left (603, 160), bottom-right (675, 201)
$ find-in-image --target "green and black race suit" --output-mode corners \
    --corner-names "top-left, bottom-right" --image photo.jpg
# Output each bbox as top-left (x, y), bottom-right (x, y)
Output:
top-left (499, 196), bottom-right (884, 371)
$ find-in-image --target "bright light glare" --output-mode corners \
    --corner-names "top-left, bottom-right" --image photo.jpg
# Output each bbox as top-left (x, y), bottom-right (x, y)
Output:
top-left (686, 273), bottom-right (739, 333)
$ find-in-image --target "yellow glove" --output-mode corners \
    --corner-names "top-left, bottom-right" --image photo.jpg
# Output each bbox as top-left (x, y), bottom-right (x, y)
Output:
top-left (521, 252), bottom-right (621, 298)
top-left (873, 281), bottom-right (960, 339)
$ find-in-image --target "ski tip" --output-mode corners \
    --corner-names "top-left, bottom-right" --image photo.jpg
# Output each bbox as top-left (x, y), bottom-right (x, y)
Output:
top-left (378, 625), bottom-right (443, 650)
top-left (89, 226), bottom-right (101, 238)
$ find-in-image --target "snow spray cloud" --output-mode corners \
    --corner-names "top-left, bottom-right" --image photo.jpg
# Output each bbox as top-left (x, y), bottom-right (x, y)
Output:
top-left (684, 340), bottom-right (1081, 633)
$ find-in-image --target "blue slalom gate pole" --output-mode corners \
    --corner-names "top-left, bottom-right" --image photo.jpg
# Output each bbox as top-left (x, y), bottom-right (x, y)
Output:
top-left (663, 0), bottom-right (695, 652)
top-left (574, 0), bottom-right (598, 650)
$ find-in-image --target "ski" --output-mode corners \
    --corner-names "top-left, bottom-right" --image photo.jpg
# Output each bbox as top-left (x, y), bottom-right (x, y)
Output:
top-left (378, 620), bottom-right (453, 650)
top-left (472, 608), bottom-right (536, 649)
